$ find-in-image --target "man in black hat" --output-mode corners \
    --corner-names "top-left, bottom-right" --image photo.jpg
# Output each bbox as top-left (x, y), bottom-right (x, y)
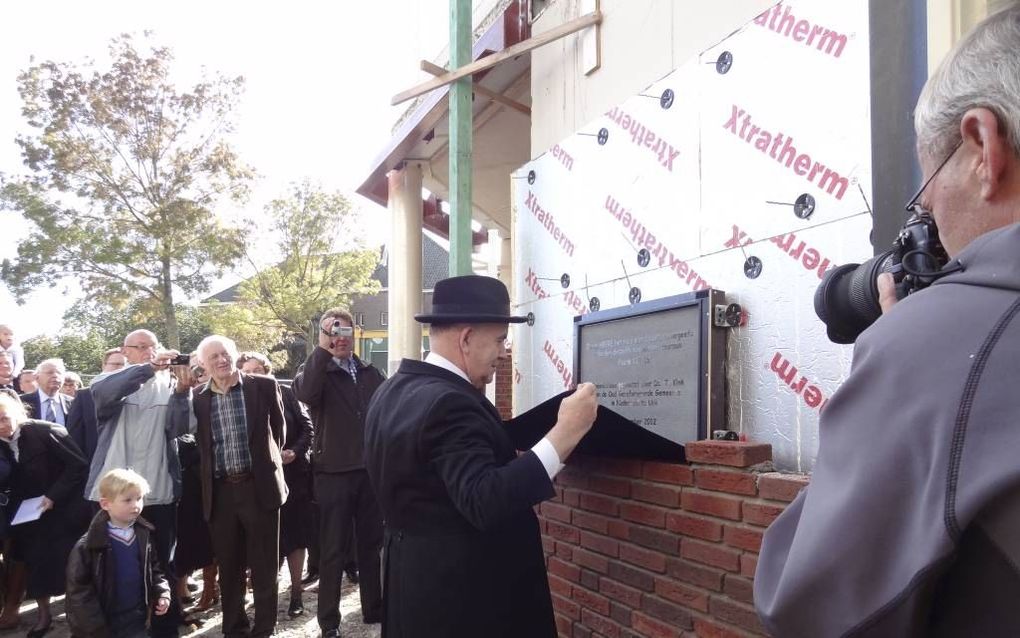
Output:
top-left (364, 275), bottom-right (598, 638)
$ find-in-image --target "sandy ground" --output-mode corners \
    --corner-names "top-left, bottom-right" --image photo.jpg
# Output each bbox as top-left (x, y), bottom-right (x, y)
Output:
top-left (0, 567), bottom-right (381, 638)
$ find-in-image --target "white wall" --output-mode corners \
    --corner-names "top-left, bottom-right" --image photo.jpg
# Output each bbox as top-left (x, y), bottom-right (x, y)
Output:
top-left (530, 0), bottom-right (775, 154)
top-left (515, 0), bottom-right (873, 472)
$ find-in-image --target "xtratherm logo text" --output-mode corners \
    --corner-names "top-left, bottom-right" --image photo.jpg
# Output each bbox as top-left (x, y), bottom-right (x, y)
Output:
top-left (524, 191), bottom-right (576, 257)
top-left (723, 105), bottom-right (850, 200)
top-left (604, 106), bottom-right (681, 172)
top-left (754, 4), bottom-right (849, 58)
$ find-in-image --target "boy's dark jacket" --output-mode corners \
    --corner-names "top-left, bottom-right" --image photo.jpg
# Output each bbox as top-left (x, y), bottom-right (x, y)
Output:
top-left (66, 511), bottom-right (171, 637)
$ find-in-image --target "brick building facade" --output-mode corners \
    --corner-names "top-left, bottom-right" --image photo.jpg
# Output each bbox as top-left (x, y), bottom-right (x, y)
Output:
top-left (538, 442), bottom-right (809, 638)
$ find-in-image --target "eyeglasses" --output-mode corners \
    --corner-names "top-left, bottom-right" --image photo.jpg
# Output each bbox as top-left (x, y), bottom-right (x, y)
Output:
top-left (905, 139), bottom-right (963, 215)
top-left (123, 344), bottom-right (155, 350)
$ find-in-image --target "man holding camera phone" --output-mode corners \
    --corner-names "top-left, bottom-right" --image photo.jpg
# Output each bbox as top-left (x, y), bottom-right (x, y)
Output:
top-left (293, 309), bottom-right (385, 635)
top-left (88, 329), bottom-right (195, 637)
top-left (756, 6), bottom-right (1020, 636)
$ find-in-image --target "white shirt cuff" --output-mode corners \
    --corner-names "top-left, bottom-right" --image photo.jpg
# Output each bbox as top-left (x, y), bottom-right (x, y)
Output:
top-left (532, 437), bottom-right (565, 480)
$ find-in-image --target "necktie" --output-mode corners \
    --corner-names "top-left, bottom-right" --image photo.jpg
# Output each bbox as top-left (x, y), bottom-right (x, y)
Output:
top-left (44, 398), bottom-right (56, 422)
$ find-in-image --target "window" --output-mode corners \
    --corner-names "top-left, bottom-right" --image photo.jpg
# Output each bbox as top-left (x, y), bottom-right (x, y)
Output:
top-left (380, 312), bottom-right (388, 326)
top-left (355, 312), bottom-right (365, 326)
top-left (929, 0), bottom-right (1013, 71)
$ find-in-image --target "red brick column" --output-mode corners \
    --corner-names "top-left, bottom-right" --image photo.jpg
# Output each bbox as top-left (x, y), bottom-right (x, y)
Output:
top-left (495, 353), bottom-right (513, 419)
top-left (537, 442), bottom-right (810, 638)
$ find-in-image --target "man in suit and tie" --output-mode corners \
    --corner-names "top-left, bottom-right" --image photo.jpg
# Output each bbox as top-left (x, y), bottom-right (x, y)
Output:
top-left (193, 335), bottom-right (287, 638)
top-left (20, 358), bottom-right (71, 424)
top-left (67, 348), bottom-right (128, 464)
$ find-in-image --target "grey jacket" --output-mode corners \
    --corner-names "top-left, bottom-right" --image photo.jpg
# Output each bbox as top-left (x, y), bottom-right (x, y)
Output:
top-left (85, 364), bottom-right (191, 501)
top-left (755, 223), bottom-right (1020, 637)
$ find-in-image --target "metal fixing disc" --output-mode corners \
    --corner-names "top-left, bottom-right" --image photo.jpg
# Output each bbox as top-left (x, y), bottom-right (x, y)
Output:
top-left (637, 248), bottom-right (651, 268)
top-left (660, 89), bottom-right (674, 109)
top-left (629, 287), bottom-right (642, 304)
top-left (743, 256), bottom-right (763, 279)
top-left (597, 128), bottom-right (609, 145)
top-left (794, 193), bottom-right (816, 219)
top-left (716, 51), bottom-right (734, 74)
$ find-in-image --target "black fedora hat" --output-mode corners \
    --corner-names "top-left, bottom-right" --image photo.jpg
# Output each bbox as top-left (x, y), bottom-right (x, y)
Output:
top-left (415, 275), bottom-right (528, 324)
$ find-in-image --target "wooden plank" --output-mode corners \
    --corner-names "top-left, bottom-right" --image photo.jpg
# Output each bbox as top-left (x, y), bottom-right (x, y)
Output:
top-left (421, 60), bottom-right (532, 116)
top-left (392, 11), bottom-right (602, 106)
top-left (581, 0), bottom-right (601, 75)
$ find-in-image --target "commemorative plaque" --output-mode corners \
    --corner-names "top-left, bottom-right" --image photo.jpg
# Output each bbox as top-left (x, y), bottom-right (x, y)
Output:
top-left (573, 289), bottom-right (727, 447)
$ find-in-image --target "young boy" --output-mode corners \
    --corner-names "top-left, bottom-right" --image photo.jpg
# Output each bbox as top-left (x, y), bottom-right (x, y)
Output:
top-left (0, 325), bottom-right (24, 380)
top-left (67, 468), bottom-right (171, 638)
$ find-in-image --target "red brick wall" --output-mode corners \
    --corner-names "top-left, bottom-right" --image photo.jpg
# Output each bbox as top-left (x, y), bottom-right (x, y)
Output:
top-left (537, 441), bottom-right (809, 638)
top-left (495, 353), bottom-right (513, 419)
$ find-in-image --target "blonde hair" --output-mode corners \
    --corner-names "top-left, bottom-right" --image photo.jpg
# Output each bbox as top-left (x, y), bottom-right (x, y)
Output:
top-left (98, 468), bottom-right (150, 500)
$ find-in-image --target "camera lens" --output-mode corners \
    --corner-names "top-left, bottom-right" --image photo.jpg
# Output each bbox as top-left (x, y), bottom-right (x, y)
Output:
top-left (813, 249), bottom-right (897, 344)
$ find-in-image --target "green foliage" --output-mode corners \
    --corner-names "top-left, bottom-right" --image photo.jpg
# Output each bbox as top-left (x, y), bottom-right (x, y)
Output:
top-left (63, 298), bottom-right (214, 355)
top-left (21, 331), bottom-right (110, 376)
top-left (209, 181), bottom-right (380, 369)
top-left (0, 33), bottom-right (254, 349)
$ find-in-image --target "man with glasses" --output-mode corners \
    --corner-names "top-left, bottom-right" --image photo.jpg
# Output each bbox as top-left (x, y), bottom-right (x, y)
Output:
top-left (293, 308), bottom-right (386, 635)
top-left (756, 5), bottom-right (1020, 636)
top-left (89, 330), bottom-right (194, 637)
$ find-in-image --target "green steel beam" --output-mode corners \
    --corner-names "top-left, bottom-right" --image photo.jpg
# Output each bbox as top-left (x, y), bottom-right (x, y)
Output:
top-left (448, 0), bottom-right (473, 276)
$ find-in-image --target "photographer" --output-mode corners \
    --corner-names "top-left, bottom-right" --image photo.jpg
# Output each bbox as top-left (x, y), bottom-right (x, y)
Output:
top-left (755, 5), bottom-right (1020, 636)
top-left (292, 308), bottom-right (385, 635)
top-left (87, 329), bottom-right (194, 638)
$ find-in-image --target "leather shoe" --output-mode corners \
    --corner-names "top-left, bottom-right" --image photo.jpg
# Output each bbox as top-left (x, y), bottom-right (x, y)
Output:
top-left (300, 570), bottom-right (319, 585)
top-left (344, 568), bottom-right (359, 585)
top-left (287, 595), bottom-right (304, 619)
top-left (321, 629), bottom-right (340, 638)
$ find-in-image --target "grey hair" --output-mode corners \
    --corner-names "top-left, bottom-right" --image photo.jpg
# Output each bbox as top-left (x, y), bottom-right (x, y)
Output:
top-left (36, 358), bottom-right (66, 375)
top-left (915, 3), bottom-right (1020, 162)
top-left (197, 335), bottom-right (239, 361)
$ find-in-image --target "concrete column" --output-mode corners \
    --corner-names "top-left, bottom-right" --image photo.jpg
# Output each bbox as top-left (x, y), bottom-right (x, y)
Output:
top-left (387, 162), bottom-right (424, 374)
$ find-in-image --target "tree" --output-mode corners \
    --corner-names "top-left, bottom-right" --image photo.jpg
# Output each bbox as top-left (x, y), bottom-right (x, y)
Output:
top-left (208, 181), bottom-right (380, 367)
top-left (1, 33), bottom-right (254, 349)
top-left (63, 297), bottom-right (215, 355)
top-left (21, 332), bottom-right (110, 376)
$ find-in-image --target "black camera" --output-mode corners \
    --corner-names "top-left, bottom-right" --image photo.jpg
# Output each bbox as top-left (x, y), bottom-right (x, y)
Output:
top-left (814, 211), bottom-right (949, 344)
top-left (169, 354), bottom-right (191, 366)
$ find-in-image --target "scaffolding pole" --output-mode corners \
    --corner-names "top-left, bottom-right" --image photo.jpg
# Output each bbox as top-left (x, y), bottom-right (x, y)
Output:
top-left (448, 0), bottom-right (473, 276)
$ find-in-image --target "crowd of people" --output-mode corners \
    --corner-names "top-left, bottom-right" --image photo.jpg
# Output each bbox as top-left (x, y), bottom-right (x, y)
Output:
top-left (0, 274), bottom-right (602, 638)
top-left (0, 313), bottom-right (385, 638)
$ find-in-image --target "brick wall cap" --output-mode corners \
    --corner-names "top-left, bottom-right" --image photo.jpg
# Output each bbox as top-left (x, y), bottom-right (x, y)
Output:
top-left (685, 441), bottom-right (772, 468)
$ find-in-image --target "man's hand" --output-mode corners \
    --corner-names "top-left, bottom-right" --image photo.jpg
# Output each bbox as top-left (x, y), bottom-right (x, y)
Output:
top-left (318, 316), bottom-right (338, 353)
top-left (39, 496), bottom-right (54, 512)
top-left (154, 595), bottom-right (170, 615)
top-left (545, 383), bottom-right (598, 463)
top-left (281, 449), bottom-right (296, 465)
top-left (151, 350), bottom-right (179, 371)
top-left (878, 273), bottom-right (898, 314)
top-left (172, 364), bottom-right (196, 394)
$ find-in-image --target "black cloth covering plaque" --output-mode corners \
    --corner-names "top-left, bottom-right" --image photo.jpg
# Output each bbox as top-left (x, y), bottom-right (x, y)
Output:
top-left (505, 390), bottom-right (686, 462)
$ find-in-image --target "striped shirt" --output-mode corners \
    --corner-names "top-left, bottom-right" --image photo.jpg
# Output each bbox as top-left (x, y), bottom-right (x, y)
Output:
top-left (209, 377), bottom-right (252, 477)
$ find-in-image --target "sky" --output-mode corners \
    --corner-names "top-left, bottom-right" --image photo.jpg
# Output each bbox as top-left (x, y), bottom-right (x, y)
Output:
top-left (0, 0), bottom-right (455, 339)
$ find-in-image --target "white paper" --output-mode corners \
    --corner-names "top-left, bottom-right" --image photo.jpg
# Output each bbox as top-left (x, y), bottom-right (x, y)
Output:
top-left (10, 496), bottom-right (45, 526)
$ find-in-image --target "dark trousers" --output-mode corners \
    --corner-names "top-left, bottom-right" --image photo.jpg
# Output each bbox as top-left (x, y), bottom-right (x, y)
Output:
top-left (315, 470), bottom-right (383, 629)
top-left (209, 478), bottom-right (280, 638)
top-left (142, 502), bottom-right (181, 638)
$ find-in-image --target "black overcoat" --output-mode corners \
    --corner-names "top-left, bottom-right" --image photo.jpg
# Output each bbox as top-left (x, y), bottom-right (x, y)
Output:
top-left (364, 359), bottom-right (557, 638)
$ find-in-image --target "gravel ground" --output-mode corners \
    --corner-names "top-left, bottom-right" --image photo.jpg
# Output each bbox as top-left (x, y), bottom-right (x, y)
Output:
top-left (0, 568), bottom-right (381, 638)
